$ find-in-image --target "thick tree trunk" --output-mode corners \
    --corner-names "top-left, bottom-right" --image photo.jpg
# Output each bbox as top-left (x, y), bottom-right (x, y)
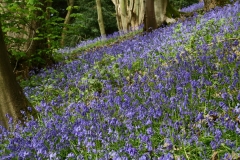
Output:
top-left (111, 0), bottom-right (145, 32)
top-left (154, 0), bottom-right (168, 27)
top-left (112, 0), bottom-right (177, 32)
top-left (0, 21), bottom-right (37, 129)
top-left (96, 0), bottom-right (106, 38)
top-left (120, 0), bottom-right (129, 33)
top-left (144, 0), bottom-right (157, 32)
top-left (61, 0), bottom-right (74, 47)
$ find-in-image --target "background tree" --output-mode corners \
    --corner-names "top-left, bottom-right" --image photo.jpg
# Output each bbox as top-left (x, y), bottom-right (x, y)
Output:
top-left (169, 0), bottom-right (199, 10)
top-left (112, 0), bottom-right (180, 32)
top-left (63, 0), bottom-right (117, 47)
top-left (61, 0), bottom-right (75, 47)
top-left (204, 0), bottom-right (235, 11)
top-left (0, 20), bottom-right (37, 129)
top-left (1, 0), bottom-right (63, 78)
top-left (144, 0), bottom-right (157, 32)
top-left (154, 0), bottom-right (169, 28)
top-left (111, 0), bottom-right (145, 32)
top-left (96, 0), bottom-right (106, 38)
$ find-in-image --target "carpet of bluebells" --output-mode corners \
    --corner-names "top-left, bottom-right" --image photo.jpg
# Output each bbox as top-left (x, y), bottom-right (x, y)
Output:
top-left (1, 2), bottom-right (240, 160)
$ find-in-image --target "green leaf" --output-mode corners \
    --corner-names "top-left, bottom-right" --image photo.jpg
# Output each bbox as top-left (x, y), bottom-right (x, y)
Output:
top-left (28, 0), bottom-right (35, 5)
top-left (66, 6), bottom-right (73, 11)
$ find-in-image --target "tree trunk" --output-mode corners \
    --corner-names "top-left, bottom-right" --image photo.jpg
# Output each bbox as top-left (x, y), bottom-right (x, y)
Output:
top-left (203, 0), bottom-right (216, 11)
top-left (111, 0), bottom-right (145, 32)
top-left (1, 0), bottom-right (54, 77)
top-left (154, 0), bottom-right (168, 27)
top-left (0, 20), bottom-right (37, 129)
top-left (45, 0), bottom-right (53, 49)
top-left (61, 0), bottom-right (74, 47)
top-left (112, 0), bottom-right (178, 32)
top-left (120, 0), bottom-right (129, 33)
top-left (204, 0), bottom-right (231, 11)
top-left (96, 0), bottom-right (106, 38)
top-left (144, 0), bottom-right (157, 32)
top-left (25, 0), bottom-right (53, 68)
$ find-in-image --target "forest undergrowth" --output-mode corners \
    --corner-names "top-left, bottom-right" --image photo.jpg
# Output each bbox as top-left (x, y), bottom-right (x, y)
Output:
top-left (0, 1), bottom-right (240, 160)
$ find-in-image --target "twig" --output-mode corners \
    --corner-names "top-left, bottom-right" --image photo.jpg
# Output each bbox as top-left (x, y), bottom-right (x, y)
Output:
top-left (207, 37), bottom-right (239, 46)
top-left (25, 30), bottom-right (35, 54)
top-left (13, 60), bottom-right (18, 73)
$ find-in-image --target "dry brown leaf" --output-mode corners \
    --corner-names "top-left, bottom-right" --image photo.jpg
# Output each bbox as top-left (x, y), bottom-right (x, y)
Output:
top-left (211, 151), bottom-right (218, 160)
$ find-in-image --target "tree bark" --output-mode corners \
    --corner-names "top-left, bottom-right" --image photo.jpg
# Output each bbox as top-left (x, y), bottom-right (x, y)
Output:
top-left (45, 0), bottom-right (53, 49)
top-left (144, 0), bottom-right (157, 32)
top-left (204, 0), bottom-right (231, 11)
top-left (61, 0), bottom-right (74, 47)
top-left (0, 20), bottom-right (37, 129)
top-left (203, 0), bottom-right (216, 11)
top-left (120, 0), bottom-right (129, 33)
top-left (96, 0), bottom-right (106, 38)
top-left (154, 0), bottom-right (168, 27)
top-left (112, 0), bottom-right (177, 32)
top-left (1, 0), bottom-right (55, 77)
top-left (111, 0), bottom-right (145, 32)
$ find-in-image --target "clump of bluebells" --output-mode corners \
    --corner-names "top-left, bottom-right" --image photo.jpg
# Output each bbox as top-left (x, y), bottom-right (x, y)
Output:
top-left (181, 1), bottom-right (204, 12)
top-left (1, 2), bottom-right (240, 159)
top-left (57, 25), bottom-right (144, 59)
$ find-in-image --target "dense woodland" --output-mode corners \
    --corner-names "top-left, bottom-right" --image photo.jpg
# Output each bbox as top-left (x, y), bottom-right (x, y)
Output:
top-left (0, 0), bottom-right (240, 159)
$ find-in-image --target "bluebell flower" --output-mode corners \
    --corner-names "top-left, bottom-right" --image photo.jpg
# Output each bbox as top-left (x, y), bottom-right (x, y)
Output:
top-left (159, 153), bottom-right (174, 160)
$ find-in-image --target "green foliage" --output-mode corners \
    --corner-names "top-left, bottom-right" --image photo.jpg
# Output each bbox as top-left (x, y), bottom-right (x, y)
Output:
top-left (81, 54), bottom-right (119, 94)
top-left (184, 17), bottom-right (229, 53)
top-left (1, 0), bottom-right (63, 69)
top-left (60, 28), bottom-right (143, 62)
top-left (169, 0), bottom-right (199, 9)
top-left (63, 0), bottom-right (118, 47)
top-left (14, 2), bottom-right (240, 158)
top-left (166, 3), bottom-right (181, 18)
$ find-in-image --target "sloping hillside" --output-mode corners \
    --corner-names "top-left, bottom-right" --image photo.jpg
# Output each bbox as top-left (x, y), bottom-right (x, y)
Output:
top-left (1, 2), bottom-right (239, 159)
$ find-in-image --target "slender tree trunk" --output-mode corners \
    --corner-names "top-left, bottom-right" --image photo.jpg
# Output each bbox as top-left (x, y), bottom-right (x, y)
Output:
top-left (26, 0), bottom-right (53, 68)
top-left (61, 0), bottom-right (74, 47)
top-left (0, 20), bottom-right (37, 129)
top-left (144, 0), bottom-right (157, 32)
top-left (45, 0), bottom-right (53, 49)
top-left (96, 0), bottom-right (106, 39)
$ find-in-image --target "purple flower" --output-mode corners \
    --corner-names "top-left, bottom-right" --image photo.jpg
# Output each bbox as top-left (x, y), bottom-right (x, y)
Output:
top-left (66, 153), bottom-right (75, 158)
top-left (210, 140), bottom-right (220, 150)
top-left (146, 127), bottom-right (153, 135)
top-left (196, 112), bottom-right (204, 122)
top-left (222, 153), bottom-right (232, 160)
top-left (214, 129), bottom-right (222, 141)
top-left (221, 92), bottom-right (228, 100)
top-left (163, 138), bottom-right (173, 150)
top-left (237, 93), bottom-right (240, 101)
top-left (125, 145), bottom-right (137, 157)
top-left (159, 153), bottom-right (174, 160)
